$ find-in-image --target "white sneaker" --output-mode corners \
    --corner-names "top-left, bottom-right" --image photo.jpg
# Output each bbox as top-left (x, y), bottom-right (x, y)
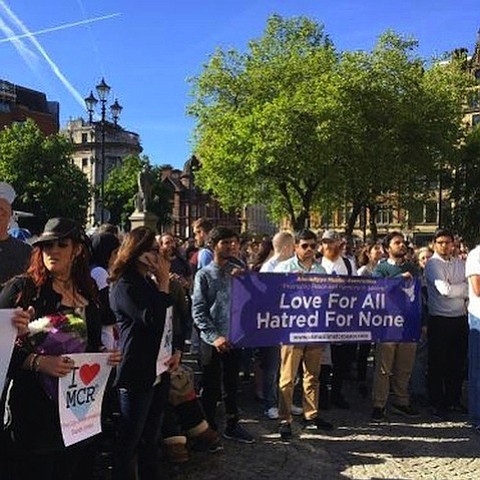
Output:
top-left (291, 405), bottom-right (303, 416)
top-left (264, 407), bottom-right (279, 420)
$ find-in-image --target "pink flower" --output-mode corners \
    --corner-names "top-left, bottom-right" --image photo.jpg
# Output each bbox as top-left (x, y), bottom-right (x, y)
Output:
top-left (49, 314), bottom-right (68, 328)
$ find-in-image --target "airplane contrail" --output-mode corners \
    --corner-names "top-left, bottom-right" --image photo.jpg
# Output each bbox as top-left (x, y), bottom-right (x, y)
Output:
top-left (0, 14), bottom-right (37, 63)
top-left (0, 0), bottom-right (89, 108)
top-left (0, 12), bottom-right (121, 44)
top-left (76, 0), bottom-right (107, 77)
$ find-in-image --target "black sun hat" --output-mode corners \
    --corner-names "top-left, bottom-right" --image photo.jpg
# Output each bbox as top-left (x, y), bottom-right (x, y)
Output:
top-left (30, 217), bottom-right (84, 246)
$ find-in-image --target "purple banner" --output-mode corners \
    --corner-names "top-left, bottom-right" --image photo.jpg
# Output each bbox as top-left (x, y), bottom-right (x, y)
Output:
top-left (229, 273), bottom-right (421, 347)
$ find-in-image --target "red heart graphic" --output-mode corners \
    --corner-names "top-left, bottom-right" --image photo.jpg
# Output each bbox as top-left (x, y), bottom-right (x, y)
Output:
top-left (79, 363), bottom-right (100, 385)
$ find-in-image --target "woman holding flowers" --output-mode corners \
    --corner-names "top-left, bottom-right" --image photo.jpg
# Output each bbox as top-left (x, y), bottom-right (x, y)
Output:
top-left (0, 217), bottom-right (120, 480)
top-left (109, 226), bottom-right (176, 480)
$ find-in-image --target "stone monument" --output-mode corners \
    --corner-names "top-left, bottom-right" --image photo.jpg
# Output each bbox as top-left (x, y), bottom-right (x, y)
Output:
top-left (129, 167), bottom-right (159, 231)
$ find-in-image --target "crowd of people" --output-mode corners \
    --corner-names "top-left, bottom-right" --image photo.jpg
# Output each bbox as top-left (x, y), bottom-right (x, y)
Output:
top-left (1, 179), bottom-right (480, 480)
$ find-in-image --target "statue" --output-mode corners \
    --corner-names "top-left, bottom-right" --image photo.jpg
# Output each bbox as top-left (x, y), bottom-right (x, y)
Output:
top-left (135, 167), bottom-right (153, 212)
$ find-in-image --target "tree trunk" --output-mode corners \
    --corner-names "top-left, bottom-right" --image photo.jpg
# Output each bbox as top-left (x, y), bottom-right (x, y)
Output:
top-left (345, 200), bottom-right (363, 239)
top-left (368, 204), bottom-right (379, 241)
top-left (293, 209), bottom-right (310, 231)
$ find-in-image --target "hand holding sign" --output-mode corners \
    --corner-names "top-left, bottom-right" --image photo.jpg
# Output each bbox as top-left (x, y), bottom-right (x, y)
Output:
top-left (35, 355), bottom-right (75, 377)
top-left (106, 349), bottom-right (122, 367)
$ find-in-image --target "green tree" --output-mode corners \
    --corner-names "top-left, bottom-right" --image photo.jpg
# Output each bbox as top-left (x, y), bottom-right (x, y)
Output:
top-left (331, 32), bottom-right (471, 238)
top-left (189, 14), bottom-right (343, 230)
top-left (189, 15), bottom-right (471, 235)
top-left (103, 155), bottom-right (172, 230)
top-left (0, 119), bottom-right (90, 231)
top-left (450, 125), bottom-right (480, 245)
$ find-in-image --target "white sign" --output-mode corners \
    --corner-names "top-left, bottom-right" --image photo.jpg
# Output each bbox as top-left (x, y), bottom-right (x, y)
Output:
top-left (156, 307), bottom-right (173, 376)
top-left (58, 352), bottom-right (112, 447)
top-left (0, 309), bottom-right (18, 391)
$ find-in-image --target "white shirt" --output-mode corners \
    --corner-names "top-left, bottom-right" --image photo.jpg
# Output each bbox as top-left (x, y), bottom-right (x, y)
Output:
top-left (91, 266), bottom-right (108, 290)
top-left (321, 256), bottom-right (357, 276)
top-left (260, 255), bottom-right (282, 273)
top-left (466, 245), bottom-right (480, 317)
top-left (425, 252), bottom-right (467, 317)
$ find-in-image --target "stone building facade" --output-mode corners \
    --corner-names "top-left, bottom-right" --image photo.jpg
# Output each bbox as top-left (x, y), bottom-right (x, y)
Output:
top-left (62, 118), bottom-right (142, 225)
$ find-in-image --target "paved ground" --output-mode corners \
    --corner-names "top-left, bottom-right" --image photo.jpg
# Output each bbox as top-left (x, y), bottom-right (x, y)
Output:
top-left (95, 357), bottom-right (480, 480)
top-left (168, 361), bottom-right (480, 480)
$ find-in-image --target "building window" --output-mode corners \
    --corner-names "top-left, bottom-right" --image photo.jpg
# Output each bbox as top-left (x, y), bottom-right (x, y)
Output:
top-left (409, 202), bottom-right (424, 224)
top-left (425, 201), bottom-right (438, 224)
top-left (0, 100), bottom-right (10, 112)
top-left (82, 158), bottom-right (88, 169)
top-left (81, 133), bottom-right (88, 143)
top-left (376, 207), bottom-right (393, 225)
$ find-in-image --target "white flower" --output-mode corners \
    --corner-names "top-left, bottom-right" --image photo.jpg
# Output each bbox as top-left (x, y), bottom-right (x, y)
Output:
top-left (28, 316), bottom-right (52, 335)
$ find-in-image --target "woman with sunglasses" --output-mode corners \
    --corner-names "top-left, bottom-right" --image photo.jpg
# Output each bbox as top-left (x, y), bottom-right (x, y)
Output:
top-left (0, 217), bottom-right (121, 480)
top-left (109, 226), bottom-right (174, 480)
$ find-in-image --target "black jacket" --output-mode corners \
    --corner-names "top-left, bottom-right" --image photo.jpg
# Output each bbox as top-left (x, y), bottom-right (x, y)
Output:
top-left (109, 269), bottom-right (172, 391)
top-left (0, 275), bottom-right (102, 453)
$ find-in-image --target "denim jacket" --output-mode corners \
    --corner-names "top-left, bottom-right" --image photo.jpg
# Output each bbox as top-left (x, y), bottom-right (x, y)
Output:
top-left (192, 261), bottom-right (236, 346)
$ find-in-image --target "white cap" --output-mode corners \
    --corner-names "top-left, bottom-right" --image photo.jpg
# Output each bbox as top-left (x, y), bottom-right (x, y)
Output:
top-left (0, 182), bottom-right (16, 205)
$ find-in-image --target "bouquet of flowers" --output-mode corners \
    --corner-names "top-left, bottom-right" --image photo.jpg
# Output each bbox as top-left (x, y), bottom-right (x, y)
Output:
top-left (27, 312), bottom-right (88, 400)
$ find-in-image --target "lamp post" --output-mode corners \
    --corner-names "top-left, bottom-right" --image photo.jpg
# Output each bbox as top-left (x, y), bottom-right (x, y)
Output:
top-left (84, 78), bottom-right (123, 224)
top-left (187, 155), bottom-right (200, 237)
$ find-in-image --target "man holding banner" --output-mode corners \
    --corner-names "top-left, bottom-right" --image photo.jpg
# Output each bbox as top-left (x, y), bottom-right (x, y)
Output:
top-left (319, 230), bottom-right (358, 410)
top-left (371, 232), bottom-right (420, 421)
top-left (192, 226), bottom-right (255, 444)
top-left (274, 229), bottom-right (334, 440)
top-left (258, 231), bottom-right (295, 420)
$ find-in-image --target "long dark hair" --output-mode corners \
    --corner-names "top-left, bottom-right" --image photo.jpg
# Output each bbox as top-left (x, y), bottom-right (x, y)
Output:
top-left (251, 239), bottom-right (273, 271)
top-left (90, 232), bottom-right (120, 269)
top-left (109, 227), bottom-right (156, 282)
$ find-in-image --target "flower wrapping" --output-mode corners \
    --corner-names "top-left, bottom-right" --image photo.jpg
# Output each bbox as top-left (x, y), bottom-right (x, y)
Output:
top-left (27, 312), bottom-right (88, 401)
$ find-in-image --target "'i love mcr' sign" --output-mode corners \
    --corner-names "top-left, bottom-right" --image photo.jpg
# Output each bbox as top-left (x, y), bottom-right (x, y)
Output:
top-left (58, 352), bottom-right (112, 447)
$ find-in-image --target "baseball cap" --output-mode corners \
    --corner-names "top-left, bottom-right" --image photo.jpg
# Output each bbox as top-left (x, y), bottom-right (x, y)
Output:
top-left (0, 182), bottom-right (16, 205)
top-left (321, 230), bottom-right (342, 242)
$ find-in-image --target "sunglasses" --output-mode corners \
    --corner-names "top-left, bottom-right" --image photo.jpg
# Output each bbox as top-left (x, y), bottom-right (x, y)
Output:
top-left (299, 243), bottom-right (317, 250)
top-left (41, 240), bottom-right (71, 249)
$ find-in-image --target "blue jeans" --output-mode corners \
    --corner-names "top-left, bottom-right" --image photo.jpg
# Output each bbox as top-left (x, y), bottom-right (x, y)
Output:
top-left (113, 375), bottom-right (170, 480)
top-left (469, 313), bottom-right (480, 427)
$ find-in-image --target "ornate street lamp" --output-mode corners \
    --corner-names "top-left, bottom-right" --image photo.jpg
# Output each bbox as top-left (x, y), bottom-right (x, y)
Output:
top-left (84, 78), bottom-right (123, 224)
top-left (187, 155), bottom-right (200, 237)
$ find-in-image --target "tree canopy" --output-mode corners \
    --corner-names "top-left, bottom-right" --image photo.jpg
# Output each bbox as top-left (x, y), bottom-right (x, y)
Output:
top-left (450, 124), bottom-right (480, 245)
top-left (0, 119), bottom-right (90, 231)
top-left (189, 15), bottom-right (472, 233)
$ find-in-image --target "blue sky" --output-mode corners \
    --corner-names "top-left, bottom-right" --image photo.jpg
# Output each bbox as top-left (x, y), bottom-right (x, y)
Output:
top-left (1, 0), bottom-right (479, 170)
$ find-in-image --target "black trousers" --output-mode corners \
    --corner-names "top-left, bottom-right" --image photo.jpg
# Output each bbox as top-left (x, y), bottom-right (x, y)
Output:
top-left (199, 341), bottom-right (240, 430)
top-left (331, 344), bottom-right (357, 399)
top-left (11, 440), bottom-right (97, 480)
top-left (428, 315), bottom-right (468, 409)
